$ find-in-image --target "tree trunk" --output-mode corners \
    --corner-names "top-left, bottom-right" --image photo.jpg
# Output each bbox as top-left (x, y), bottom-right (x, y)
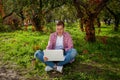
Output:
top-left (96, 18), bottom-right (101, 34)
top-left (32, 14), bottom-right (43, 31)
top-left (79, 18), bottom-right (84, 32)
top-left (114, 16), bottom-right (119, 31)
top-left (84, 17), bottom-right (96, 42)
top-left (106, 7), bottom-right (119, 31)
top-left (0, 1), bottom-right (5, 18)
top-left (30, 0), bottom-right (44, 32)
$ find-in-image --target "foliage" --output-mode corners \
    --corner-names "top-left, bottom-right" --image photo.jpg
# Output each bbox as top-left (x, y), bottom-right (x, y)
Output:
top-left (0, 23), bottom-right (11, 32)
top-left (51, 4), bottom-right (77, 22)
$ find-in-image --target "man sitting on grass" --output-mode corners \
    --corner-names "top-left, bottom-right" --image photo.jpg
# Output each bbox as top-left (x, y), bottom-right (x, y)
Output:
top-left (34, 21), bottom-right (77, 73)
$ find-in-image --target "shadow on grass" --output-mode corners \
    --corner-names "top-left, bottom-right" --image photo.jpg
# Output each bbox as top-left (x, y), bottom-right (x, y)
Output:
top-left (46, 36), bottom-right (120, 79)
top-left (47, 59), bottom-right (120, 80)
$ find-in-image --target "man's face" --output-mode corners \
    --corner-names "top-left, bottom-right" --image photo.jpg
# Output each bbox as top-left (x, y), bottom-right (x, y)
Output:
top-left (56, 25), bottom-right (64, 35)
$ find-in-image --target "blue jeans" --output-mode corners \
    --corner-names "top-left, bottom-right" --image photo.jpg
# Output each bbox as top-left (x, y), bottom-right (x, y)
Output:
top-left (34, 48), bottom-right (77, 68)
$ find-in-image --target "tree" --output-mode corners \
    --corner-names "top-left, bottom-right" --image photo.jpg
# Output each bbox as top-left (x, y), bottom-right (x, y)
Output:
top-left (51, 4), bottom-right (77, 23)
top-left (27, 0), bottom-right (69, 31)
top-left (73, 0), bottom-right (109, 42)
top-left (0, 0), bottom-right (5, 18)
top-left (2, 0), bottom-right (70, 31)
top-left (1, 0), bottom-right (24, 30)
top-left (105, 0), bottom-right (120, 31)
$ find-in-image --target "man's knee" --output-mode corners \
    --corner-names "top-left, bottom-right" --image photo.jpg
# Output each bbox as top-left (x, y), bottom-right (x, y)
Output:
top-left (70, 48), bottom-right (77, 58)
top-left (34, 50), bottom-right (42, 58)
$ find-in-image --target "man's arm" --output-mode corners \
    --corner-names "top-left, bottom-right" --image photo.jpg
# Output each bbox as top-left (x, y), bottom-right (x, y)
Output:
top-left (65, 34), bottom-right (73, 51)
top-left (46, 34), bottom-right (53, 49)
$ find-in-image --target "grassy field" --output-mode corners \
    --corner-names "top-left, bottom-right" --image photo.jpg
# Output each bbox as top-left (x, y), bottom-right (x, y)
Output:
top-left (0, 23), bottom-right (120, 80)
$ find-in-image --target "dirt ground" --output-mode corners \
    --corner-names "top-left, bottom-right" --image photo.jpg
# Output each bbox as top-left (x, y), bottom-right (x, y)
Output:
top-left (0, 66), bottom-right (23, 80)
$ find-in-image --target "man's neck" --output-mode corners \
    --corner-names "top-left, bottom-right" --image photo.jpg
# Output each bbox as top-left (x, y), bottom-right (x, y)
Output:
top-left (57, 34), bottom-right (63, 37)
top-left (57, 32), bottom-right (63, 37)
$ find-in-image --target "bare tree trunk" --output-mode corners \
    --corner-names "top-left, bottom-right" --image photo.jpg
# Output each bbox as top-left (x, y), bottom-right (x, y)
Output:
top-left (0, 0), bottom-right (5, 18)
top-left (79, 18), bottom-right (84, 32)
top-left (106, 7), bottom-right (119, 31)
top-left (114, 17), bottom-right (119, 31)
top-left (31, 0), bottom-right (45, 32)
top-left (84, 17), bottom-right (96, 42)
top-left (96, 18), bottom-right (101, 34)
top-left (32, 14), bottom-right (43, 31)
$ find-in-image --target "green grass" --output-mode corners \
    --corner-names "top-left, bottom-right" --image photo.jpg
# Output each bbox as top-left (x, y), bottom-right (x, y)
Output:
top-left (0, 23), bottom-right (120, 80)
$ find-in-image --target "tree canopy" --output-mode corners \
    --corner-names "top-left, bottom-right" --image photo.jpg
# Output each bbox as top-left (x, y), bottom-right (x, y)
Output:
top-left (0, 0), bottom-right (120, 42)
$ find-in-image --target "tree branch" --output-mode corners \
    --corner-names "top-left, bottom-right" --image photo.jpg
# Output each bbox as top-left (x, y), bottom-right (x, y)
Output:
top-left (106, 6), bottom-right (116, 16)
top-left (44, 1), bottom-right (66, 14)
top-left (73, 0), bottom-right (84, 18)
top-left (3, 11), bottom-right (14, 20)
top-left (94, 0), bottom-right (109, 16)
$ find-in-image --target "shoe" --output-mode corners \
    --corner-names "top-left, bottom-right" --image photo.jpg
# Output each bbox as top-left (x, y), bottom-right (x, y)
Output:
top-left (45, 66), bottom-right (53, 72)
top-left (56, 66), bottom-right (63, 73)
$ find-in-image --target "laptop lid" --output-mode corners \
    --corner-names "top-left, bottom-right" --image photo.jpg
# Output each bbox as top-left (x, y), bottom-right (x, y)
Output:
top-left (43, 50), bottom-right (65, 61)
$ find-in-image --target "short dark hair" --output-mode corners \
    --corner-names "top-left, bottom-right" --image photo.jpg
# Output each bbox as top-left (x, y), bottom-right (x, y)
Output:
top-left (56, 21), bottom-right (64, 28)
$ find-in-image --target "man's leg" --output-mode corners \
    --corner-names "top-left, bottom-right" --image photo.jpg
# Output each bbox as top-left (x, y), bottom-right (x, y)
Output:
top-left (57, 48), bottom-right (77, 66)
top-left (34, 50), bottom-right (55, 68)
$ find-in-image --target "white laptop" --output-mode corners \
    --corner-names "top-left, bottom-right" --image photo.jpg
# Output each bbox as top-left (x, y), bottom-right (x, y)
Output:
top-left (43, 50), bottom-right (65, 61)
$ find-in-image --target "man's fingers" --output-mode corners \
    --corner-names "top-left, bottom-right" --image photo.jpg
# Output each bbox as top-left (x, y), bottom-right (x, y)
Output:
top-left (44, 57), bottom-right (48, 61)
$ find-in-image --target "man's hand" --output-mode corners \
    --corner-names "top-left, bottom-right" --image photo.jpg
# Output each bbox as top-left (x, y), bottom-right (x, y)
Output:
top-left (44, 57), bottom-right (48, 62)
